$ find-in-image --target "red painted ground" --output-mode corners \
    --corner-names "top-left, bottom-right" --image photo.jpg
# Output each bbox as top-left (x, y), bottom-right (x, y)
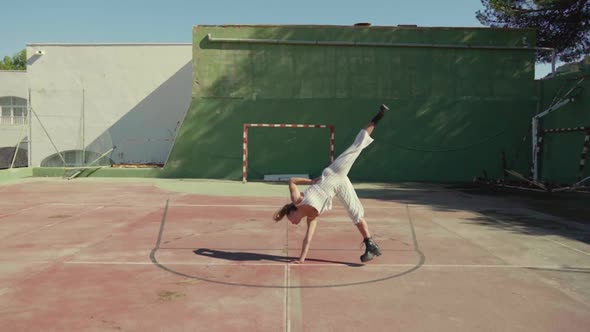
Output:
top-left (0, 179), bottom-right (589, 331)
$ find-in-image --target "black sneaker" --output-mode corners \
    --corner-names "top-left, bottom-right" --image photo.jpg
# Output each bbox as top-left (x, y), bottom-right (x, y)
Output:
top-left (371, 104), bottom-right (389, 125)
top-left (360, 238), bottom-right (382, 262)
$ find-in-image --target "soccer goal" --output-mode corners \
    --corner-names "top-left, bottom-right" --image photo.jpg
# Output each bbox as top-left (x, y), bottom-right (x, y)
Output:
top-left (242, 123), bottom-right (335, 183)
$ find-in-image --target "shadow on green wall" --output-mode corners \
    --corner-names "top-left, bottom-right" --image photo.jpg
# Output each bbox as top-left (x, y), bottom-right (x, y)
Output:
top-left (163, 26), bottom-right (537, 182)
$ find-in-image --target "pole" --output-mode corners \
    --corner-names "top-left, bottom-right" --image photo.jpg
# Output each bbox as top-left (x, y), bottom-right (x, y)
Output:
top-left (31, 107), bottom-right (67, 166)
top-left (532, 117), bottom-right (539, 181)
top-left (82, 88), bottom-right (86, 166)
top-left (28, 89), bottom-right (32, 167)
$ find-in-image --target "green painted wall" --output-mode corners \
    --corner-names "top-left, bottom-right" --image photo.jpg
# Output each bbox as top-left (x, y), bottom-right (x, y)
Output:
top-left (537, 66), bottom-right (590, 184)
top-left (163, 25), bottom-right (537, 182)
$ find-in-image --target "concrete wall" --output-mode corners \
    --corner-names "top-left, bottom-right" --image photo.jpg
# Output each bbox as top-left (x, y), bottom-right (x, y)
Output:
top-left (0, 70), bottom-right (29, 167)
top-left (26, 44), bottom-right (192, 166)
top-left (164, 25), bottom-right (537, 182)
top-left (0, 70), bottom-right (27, 97)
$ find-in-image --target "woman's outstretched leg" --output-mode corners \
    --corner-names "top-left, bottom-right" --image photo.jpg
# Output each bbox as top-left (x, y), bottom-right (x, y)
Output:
top-left (364, 103), bottom-right (389, 136)
top-left (327, 104), bottom-right (389, 176)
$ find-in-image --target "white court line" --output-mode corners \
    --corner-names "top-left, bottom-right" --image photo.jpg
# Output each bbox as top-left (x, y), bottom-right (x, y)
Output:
top-left (284, 265), bottom-right (289, 332)
top-left (484, 215), bottom-right (590, 257)
top-left (58, 261), bottom-right (590, 270)
top-left (5, 206), bottom-right (105, 238)
top-left (0, 205), bottom-right (41, 219)
top-left (48, 203), bottom-right (278, 208)
top-left (47, 202), bottom-right (396, 210)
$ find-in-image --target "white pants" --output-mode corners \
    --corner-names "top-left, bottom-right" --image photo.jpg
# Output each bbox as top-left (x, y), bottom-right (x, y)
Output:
top-left (327, 129), bottom-right (374, 176)
top-left (301, 129), bottom-right (374, 224)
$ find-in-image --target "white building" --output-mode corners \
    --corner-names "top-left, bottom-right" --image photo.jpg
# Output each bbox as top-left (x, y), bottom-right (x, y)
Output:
top-left (0, 43), bottom-right (192, 168)
top-left (0, 70), bottom-right (29, 168)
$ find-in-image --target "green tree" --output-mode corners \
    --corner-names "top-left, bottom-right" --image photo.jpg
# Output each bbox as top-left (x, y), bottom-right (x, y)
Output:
top-left (476, 0), bottom-right (590, 62)
top-left (0, 49), bottom-right (26, 70)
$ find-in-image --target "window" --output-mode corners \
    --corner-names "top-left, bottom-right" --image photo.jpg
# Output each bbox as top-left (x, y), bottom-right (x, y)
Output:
top-left (0, 96), bottom-right (27, 125)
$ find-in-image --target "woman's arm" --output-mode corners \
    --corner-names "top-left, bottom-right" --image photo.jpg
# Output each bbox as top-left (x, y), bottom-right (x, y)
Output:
top-left (288, 177), bottom-right (313, 204)
top-left (290, 177), bottom-right (314, 185)
top-left (294, 218), bottom-right (318, 263)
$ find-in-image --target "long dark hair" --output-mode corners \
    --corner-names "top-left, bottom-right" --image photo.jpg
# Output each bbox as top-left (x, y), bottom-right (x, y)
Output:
top-left (273, 203), bottom-right (297, 222)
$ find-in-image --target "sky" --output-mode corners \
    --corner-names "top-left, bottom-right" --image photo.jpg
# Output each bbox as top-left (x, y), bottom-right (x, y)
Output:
top-left (1, 0), bottom-right (557, 78)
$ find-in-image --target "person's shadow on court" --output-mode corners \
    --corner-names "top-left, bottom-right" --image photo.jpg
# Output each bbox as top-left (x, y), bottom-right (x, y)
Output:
top-left (194, 248), bottom-right (363, 267)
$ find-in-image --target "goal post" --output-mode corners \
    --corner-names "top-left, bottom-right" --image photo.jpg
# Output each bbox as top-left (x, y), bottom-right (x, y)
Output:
top-left (242, 123), bottom-right (335, 183)
top-left (533, 126), bottom-right (590, 184)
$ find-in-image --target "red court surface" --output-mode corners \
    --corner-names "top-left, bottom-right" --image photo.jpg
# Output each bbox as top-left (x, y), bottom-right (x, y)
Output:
top-left (0, 179), bottom-right (589, 331)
